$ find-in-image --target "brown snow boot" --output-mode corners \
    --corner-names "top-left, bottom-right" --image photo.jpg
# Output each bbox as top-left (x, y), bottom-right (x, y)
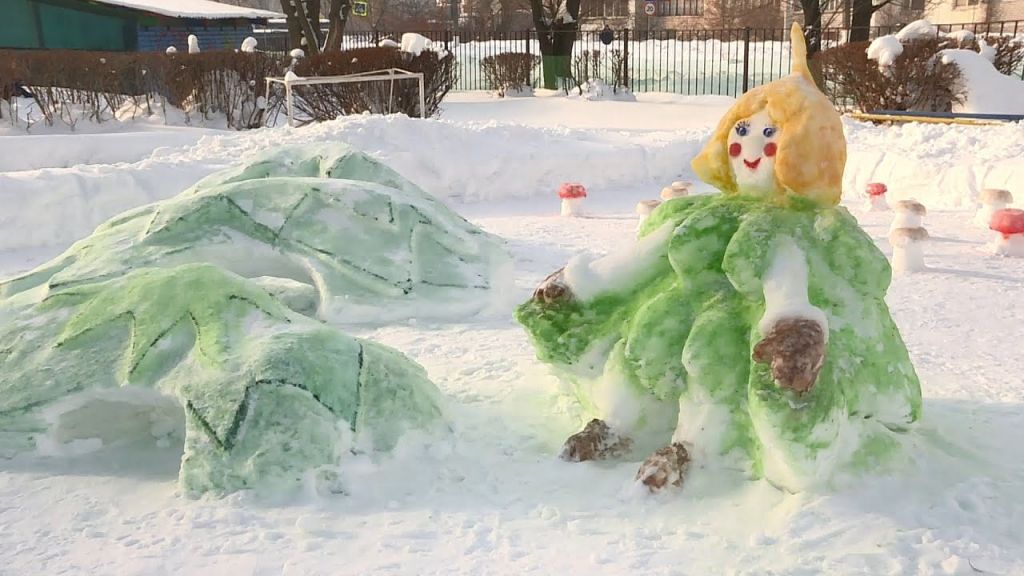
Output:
top-left (560, 419), bottom-right (633, 462)
top-left (635, 443), bottom-right (691, 492)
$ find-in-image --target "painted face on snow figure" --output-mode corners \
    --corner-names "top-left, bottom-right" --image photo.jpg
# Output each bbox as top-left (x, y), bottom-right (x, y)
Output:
top-left (727, 110), bottom-right (779, 196)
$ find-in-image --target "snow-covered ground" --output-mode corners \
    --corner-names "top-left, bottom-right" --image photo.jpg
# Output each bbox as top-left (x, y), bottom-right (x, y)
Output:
top-left (2, 93), bottom-right (1024, 575)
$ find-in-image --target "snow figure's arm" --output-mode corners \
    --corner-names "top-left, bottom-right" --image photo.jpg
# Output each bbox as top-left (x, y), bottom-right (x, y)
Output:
top-left (515, 223), bottom-right (677, 366)
top-left (735, 231), bottom-right (828, 394)
top-left (719, 208), bottom-right (827, 392)
top-left (516, 196), bottom-right (713, 367)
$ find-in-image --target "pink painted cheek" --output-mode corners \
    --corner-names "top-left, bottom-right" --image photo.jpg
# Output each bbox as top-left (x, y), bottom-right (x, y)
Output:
top-left (729, 142), bottom-right (742, 157)
top-left (763, 142), bottom-right (778, 157)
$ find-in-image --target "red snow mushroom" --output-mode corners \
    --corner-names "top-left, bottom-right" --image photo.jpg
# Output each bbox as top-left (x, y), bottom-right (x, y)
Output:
top-left (866, 182), bottom-right (888, 197)
top-left (559, 183), bottom-right (588, 217)
top-left (865, 182), bottom-right (889, 211)
top-left (988, 208), bottom-right (1024, 257)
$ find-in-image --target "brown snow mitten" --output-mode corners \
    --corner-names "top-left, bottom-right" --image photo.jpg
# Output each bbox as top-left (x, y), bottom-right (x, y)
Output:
top-left (752, 318), bottom-right (826, 394)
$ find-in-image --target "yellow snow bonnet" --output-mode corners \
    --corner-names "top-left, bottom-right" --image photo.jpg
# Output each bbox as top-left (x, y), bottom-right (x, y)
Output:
top-left (691, 23), bottom-right (846, 206)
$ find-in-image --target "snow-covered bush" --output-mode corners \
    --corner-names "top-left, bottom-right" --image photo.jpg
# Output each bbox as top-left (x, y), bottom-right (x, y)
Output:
top-left (819, 39), bottom-right (963, 112)
top-left (819, 25), bottom-right (1024, 113)
top-left (291, 47), bottom-right (456, 122)
top-left (570, 49), bottom-right (628, 96)
top-left (481, 53), bottom-right (539, 97)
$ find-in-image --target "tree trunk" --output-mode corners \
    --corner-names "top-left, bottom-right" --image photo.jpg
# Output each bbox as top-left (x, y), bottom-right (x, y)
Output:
top-left (529, 0), bottom-right (581, 89)
top-left (799, 0), bottom-right (823, 58)
top-left (280, 0), bottom-right (305, 51)
top-left (849, 0), bottom-right (873, 42)
top-left (325, 0), bottom-right (351, 51)
top-left (293, 0), bottom-right (322, 54)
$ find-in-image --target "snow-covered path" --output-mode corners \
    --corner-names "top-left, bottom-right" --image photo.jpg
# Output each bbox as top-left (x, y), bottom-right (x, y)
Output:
top-left (2, 94), bottom-right (1024, 575)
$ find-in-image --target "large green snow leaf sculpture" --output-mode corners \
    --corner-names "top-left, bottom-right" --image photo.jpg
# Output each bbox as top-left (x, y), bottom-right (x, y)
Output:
top-left (0, 144), bottom-right (510, 495)
top-left (1, 143), bottom-right (511, 324)
top-left (516, 25), bottom-right (922, 493)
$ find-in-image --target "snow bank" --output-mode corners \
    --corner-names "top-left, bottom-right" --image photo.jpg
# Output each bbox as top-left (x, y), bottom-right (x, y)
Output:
top-left (0, 115), bottom-right (706, 256)
top-left (0, 130), bottom-right (221, 171)
top-left (940, 49), bottom-right (1024, 114)
top-left (842, 117), bottom-right (1024, 207)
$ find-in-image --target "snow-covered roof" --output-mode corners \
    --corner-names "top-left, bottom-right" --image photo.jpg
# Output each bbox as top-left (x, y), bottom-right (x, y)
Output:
top-left (90, 0), bottom-right (283, 20)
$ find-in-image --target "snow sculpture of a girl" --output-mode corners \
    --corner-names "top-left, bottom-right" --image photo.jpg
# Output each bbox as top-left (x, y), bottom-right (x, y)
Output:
top-left (515, 24), bottom-right (922, 493)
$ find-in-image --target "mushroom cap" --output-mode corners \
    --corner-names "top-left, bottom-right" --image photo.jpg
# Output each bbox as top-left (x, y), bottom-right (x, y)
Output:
top-left (635, 199), bottom-right (662, 215)
top-left (661, 186), bottom-right (688, 200)
top-left (671, 181), bottom-right (692, 191)
top-left (558, 183), bottom-right (587, 199)
top-left (990, 208), bottom-right (1024, 235)
top-left (889, 226), bottom-right (929, 247)
top-left (980, 188), bottom-right (1014, 205)
top-left (866, 182), bottom-right (888, 197)
top-left (895, 200), bottom-right (927, 216)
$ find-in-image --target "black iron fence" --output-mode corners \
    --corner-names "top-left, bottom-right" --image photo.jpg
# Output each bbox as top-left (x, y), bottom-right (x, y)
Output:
top-left (253, 20), bottom-right (1024, 95)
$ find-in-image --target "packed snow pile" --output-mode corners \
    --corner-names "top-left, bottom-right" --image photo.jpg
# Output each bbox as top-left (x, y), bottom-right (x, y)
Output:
top-left (5, 144), bottom-right (512, 325)
top-left (866, 35), bottom-right (904, 68)
top-left (569, 79), bottom-right (637, 102)
top-left (400, 33), bottom-right (432, 56)
top-left (940, 49), bottom-right (1024, 114)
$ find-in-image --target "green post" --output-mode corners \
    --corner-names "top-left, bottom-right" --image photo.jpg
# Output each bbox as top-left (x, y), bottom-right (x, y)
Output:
top-left (542, 54), bottom-right (570, 90)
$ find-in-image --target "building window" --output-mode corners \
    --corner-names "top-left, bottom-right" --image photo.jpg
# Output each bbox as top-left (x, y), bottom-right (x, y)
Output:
top-left (656, 0), bottom-right (702, 16)
top-left (953, 0), bottom-right (979, 6)
top-left (581, 0), bottom-right (628, 17)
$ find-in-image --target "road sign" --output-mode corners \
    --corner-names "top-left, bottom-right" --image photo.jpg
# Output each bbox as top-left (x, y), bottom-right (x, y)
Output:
top-left (353, 1), bottom-right (368, 16)
top-left (643, 3), bottom-right (656, 15)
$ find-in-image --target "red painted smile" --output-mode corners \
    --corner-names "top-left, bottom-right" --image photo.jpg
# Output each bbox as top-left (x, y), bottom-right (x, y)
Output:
top-left (743, 158), bottom-right (762, 170)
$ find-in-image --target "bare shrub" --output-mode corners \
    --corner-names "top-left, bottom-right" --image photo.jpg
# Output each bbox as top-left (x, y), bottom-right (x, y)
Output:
top-left (481, 53), bottom-right (539, 96)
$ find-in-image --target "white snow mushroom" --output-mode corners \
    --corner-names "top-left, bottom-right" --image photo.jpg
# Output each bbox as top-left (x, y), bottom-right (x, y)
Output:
top-left (890, 200), bottom-right (927, 232)
top-left (240, 37), bottom-right (258, 53)
top-left (889, 227), bottom-right (930, 274)
top-left (166, 46), bottom-right (178, 54)
top-left (187, 34), bottom-right (200, 54)
top-left (865, 182), bottom-right (890, 211)
top-left (635, 200), bottom-right (661, 226)
top-left (976, 188), bottom-right (1014, 227)
top-left (660, 181), bottom-right (691, 200)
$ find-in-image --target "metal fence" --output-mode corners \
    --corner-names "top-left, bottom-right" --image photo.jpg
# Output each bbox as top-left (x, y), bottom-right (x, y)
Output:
top-left (253, 20), bottom-right (1024, 96)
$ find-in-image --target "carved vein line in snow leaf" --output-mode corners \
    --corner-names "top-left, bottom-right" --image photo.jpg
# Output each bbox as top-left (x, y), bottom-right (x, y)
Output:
top-left (187, 377), bottom-right (344, 451)
top-left (351, 342), bottom-right (365, 433)
top-left (275, 191), bottom-right (312, 238)
top-left (293, 239), bottom-right (412, 294)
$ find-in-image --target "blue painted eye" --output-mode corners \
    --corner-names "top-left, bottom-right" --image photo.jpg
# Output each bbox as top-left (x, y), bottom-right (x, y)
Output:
top-left (763, 126), bottom-right (777, 138)
top-left (735, 123), bottom-right (749, 137)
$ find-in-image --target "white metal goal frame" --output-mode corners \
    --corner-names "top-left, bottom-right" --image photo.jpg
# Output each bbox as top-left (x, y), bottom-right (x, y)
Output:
top-left (265, 68), bottom-right (426, 127)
